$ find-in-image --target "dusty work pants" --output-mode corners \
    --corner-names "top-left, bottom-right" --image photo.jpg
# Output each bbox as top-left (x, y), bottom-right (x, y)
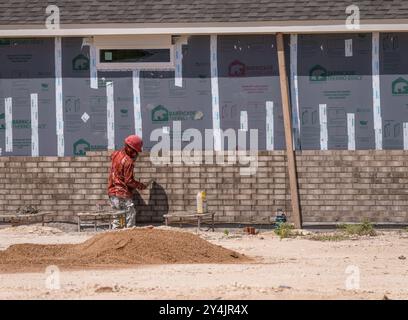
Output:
top-left (109, 196), bottom-right (136, 229)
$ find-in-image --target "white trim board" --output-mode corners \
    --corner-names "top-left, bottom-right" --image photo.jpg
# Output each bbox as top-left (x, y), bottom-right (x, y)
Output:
top-left (5, 23), bottom-right (408, 36)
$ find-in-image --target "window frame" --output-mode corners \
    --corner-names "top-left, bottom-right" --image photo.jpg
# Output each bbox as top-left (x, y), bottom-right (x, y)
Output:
top-left (96, 44), bottom-right (175, 70)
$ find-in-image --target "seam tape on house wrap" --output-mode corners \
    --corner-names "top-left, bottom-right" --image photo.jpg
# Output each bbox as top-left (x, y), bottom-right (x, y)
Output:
top-left (319, 104), bottom-right (328, 150)
top-left (240, 111), bottom-right (248, 131)
top-left (174, 36), bottom-right (188, 88)
top-left (404, 123), bottom-right (408, 150)
top-left (5, 97), bottom-right (12, 152)
top-left (290, 34), bottom-right (300, 149)
top-left (372, 32), bottom-right (383, 150)
top-left (266, 101), bottom-right (274, 150)
top-left (162, 126), bottom-right (170, 134)
top-left (30, 93), bottom-right (39, 157)
top-left (89, 45), bottom-right (98, 89)
top-left (347, 113), bottom-right (355, 150)
top-left (90, 43), bottom-right (98, 89)
top-left (81, 37), bottom-right (92, 48)
top-left (345, 39), bottom-right (353, 57)
top-left (82, 37), bottom-right (98, 89)
top-left (210, 35), bottom-right (222, 151)
top-left (175, 42), bottom-right (183, 87)
top-left (375, 128), bottom-right (382, 149)
top-left (132, 70), bottom-right (143, 138)
top-left (106, 81), bottom-right (115, 150)
top-left (55, 37), bottom-right (64, 156)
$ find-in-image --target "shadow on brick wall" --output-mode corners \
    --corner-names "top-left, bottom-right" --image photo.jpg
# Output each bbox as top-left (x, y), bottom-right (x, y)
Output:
top-left (133, 181), bottom-right (169, 223)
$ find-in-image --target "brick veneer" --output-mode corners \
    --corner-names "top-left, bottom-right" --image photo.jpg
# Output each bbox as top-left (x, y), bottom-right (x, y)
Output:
top-left (0, 150), bottom-right (407, 224)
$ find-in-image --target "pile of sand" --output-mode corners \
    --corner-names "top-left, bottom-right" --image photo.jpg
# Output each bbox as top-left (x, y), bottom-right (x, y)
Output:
top-left (0, 228), bottom-right (249, 272)
top-left (0, 225), bottom-right (63, 236)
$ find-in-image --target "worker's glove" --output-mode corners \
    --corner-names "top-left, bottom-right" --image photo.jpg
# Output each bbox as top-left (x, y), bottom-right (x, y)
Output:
top-left (126, 202), bottom-right (134, 209)
top-left (136, 183), bottom-right (147, 190)
top-left (146, 179), bottom-right (155, 187)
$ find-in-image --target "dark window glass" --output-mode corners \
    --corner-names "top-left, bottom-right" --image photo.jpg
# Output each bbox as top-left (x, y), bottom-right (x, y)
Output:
top-left (100, 49), bottom-right (170, 63)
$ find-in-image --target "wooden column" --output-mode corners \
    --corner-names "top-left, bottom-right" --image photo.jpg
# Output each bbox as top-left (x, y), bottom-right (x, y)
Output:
top-left (276, 33), bottom-right (302, 229)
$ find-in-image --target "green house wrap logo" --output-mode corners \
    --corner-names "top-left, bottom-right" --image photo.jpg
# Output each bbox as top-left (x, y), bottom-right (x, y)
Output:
top-left (0, 113), bottom-right (4, 130)
top-left (41, 83), bottom-right (49, 91)
top-left (73, 138), bottom-right (106, 156)
top-left (119, 108), bottom-right (129, 119)
top-left (392, 77), bottom-right (408, 95)
top-left (309, 64), bottom-right (361, 82)
top-left (309, 65), bottom-right (328, 81)
top-left (0, 115), bottom-right (46, 131)
top-left (152, 105), bottom-right (169, 122)
top-left (151, 105), bottom-right (204, 122)
top-left (0, 39), bottom-right (10, 46)
top-left (72, 54), bottom-right (90, 71)
top-left (73, 139), bottom-right (90, 156)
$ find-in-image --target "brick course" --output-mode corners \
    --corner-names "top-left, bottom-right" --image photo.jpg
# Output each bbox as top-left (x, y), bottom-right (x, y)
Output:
top-left (0, 150), bottom-right (407, 224)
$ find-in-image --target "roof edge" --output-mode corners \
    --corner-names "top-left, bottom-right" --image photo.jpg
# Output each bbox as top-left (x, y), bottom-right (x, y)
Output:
top-left (1, 20), bottom-right (408, 36)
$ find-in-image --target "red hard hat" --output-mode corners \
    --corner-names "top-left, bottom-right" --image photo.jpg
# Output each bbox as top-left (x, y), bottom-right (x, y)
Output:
top-left (124, 135), bottom-right (143, 152)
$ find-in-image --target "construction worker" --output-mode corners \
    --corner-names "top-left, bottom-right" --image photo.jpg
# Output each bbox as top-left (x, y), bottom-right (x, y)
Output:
top-left (108, 135), bottom-right (147, 228)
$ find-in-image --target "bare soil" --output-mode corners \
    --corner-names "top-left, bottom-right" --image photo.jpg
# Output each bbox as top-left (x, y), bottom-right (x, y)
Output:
top-left (0, 225), bottom-right (407, 299)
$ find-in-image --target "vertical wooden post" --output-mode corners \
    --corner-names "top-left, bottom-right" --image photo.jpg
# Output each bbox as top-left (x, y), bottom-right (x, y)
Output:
top-left (276, 33), bottom-right (302, 229)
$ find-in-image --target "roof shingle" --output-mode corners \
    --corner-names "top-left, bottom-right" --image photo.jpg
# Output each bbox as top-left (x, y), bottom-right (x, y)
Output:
top-left (0, 0), bottom-right (404, 25)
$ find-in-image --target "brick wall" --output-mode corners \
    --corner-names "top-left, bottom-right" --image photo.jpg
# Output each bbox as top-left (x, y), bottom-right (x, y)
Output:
top-left (297, 150), bottom-right (408, 224)
top-left (0, 150), bottom-right (407, 224)
top-left (0, 151), bottom-right (290, 224)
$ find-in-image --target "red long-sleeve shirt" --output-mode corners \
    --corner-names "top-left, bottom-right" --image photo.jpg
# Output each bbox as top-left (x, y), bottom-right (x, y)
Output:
top-left (108, 149), bottom-right (144, 199)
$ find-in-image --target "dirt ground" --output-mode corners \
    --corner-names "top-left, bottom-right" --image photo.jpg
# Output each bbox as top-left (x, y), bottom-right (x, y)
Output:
top-left (0, 224), bottom-right (407, 300)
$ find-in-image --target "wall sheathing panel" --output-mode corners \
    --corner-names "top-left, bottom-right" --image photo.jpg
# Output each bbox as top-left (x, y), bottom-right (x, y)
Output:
top-left (297, 33), bottom-right (375, 150)
top-left (0, 38), bottom-right (56, 156)
top-left (139, 70), bottom-right (213, 151)
top-left (1, 34), bottom-right (408, 155)
top-left (379, 33), bottom-right (408, 149)
top-left (217, 35), bottom-right (285, 150)
top-left (140, 36), bottom-right (213, 151)
top-left (62, 38), bottom-right (107, 156)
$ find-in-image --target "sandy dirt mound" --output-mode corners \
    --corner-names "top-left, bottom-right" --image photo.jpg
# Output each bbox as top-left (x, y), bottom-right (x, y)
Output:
top-left (0, 228), bottom-right (249, 272)
top-left (0, 225), bottom-right (63, 236)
